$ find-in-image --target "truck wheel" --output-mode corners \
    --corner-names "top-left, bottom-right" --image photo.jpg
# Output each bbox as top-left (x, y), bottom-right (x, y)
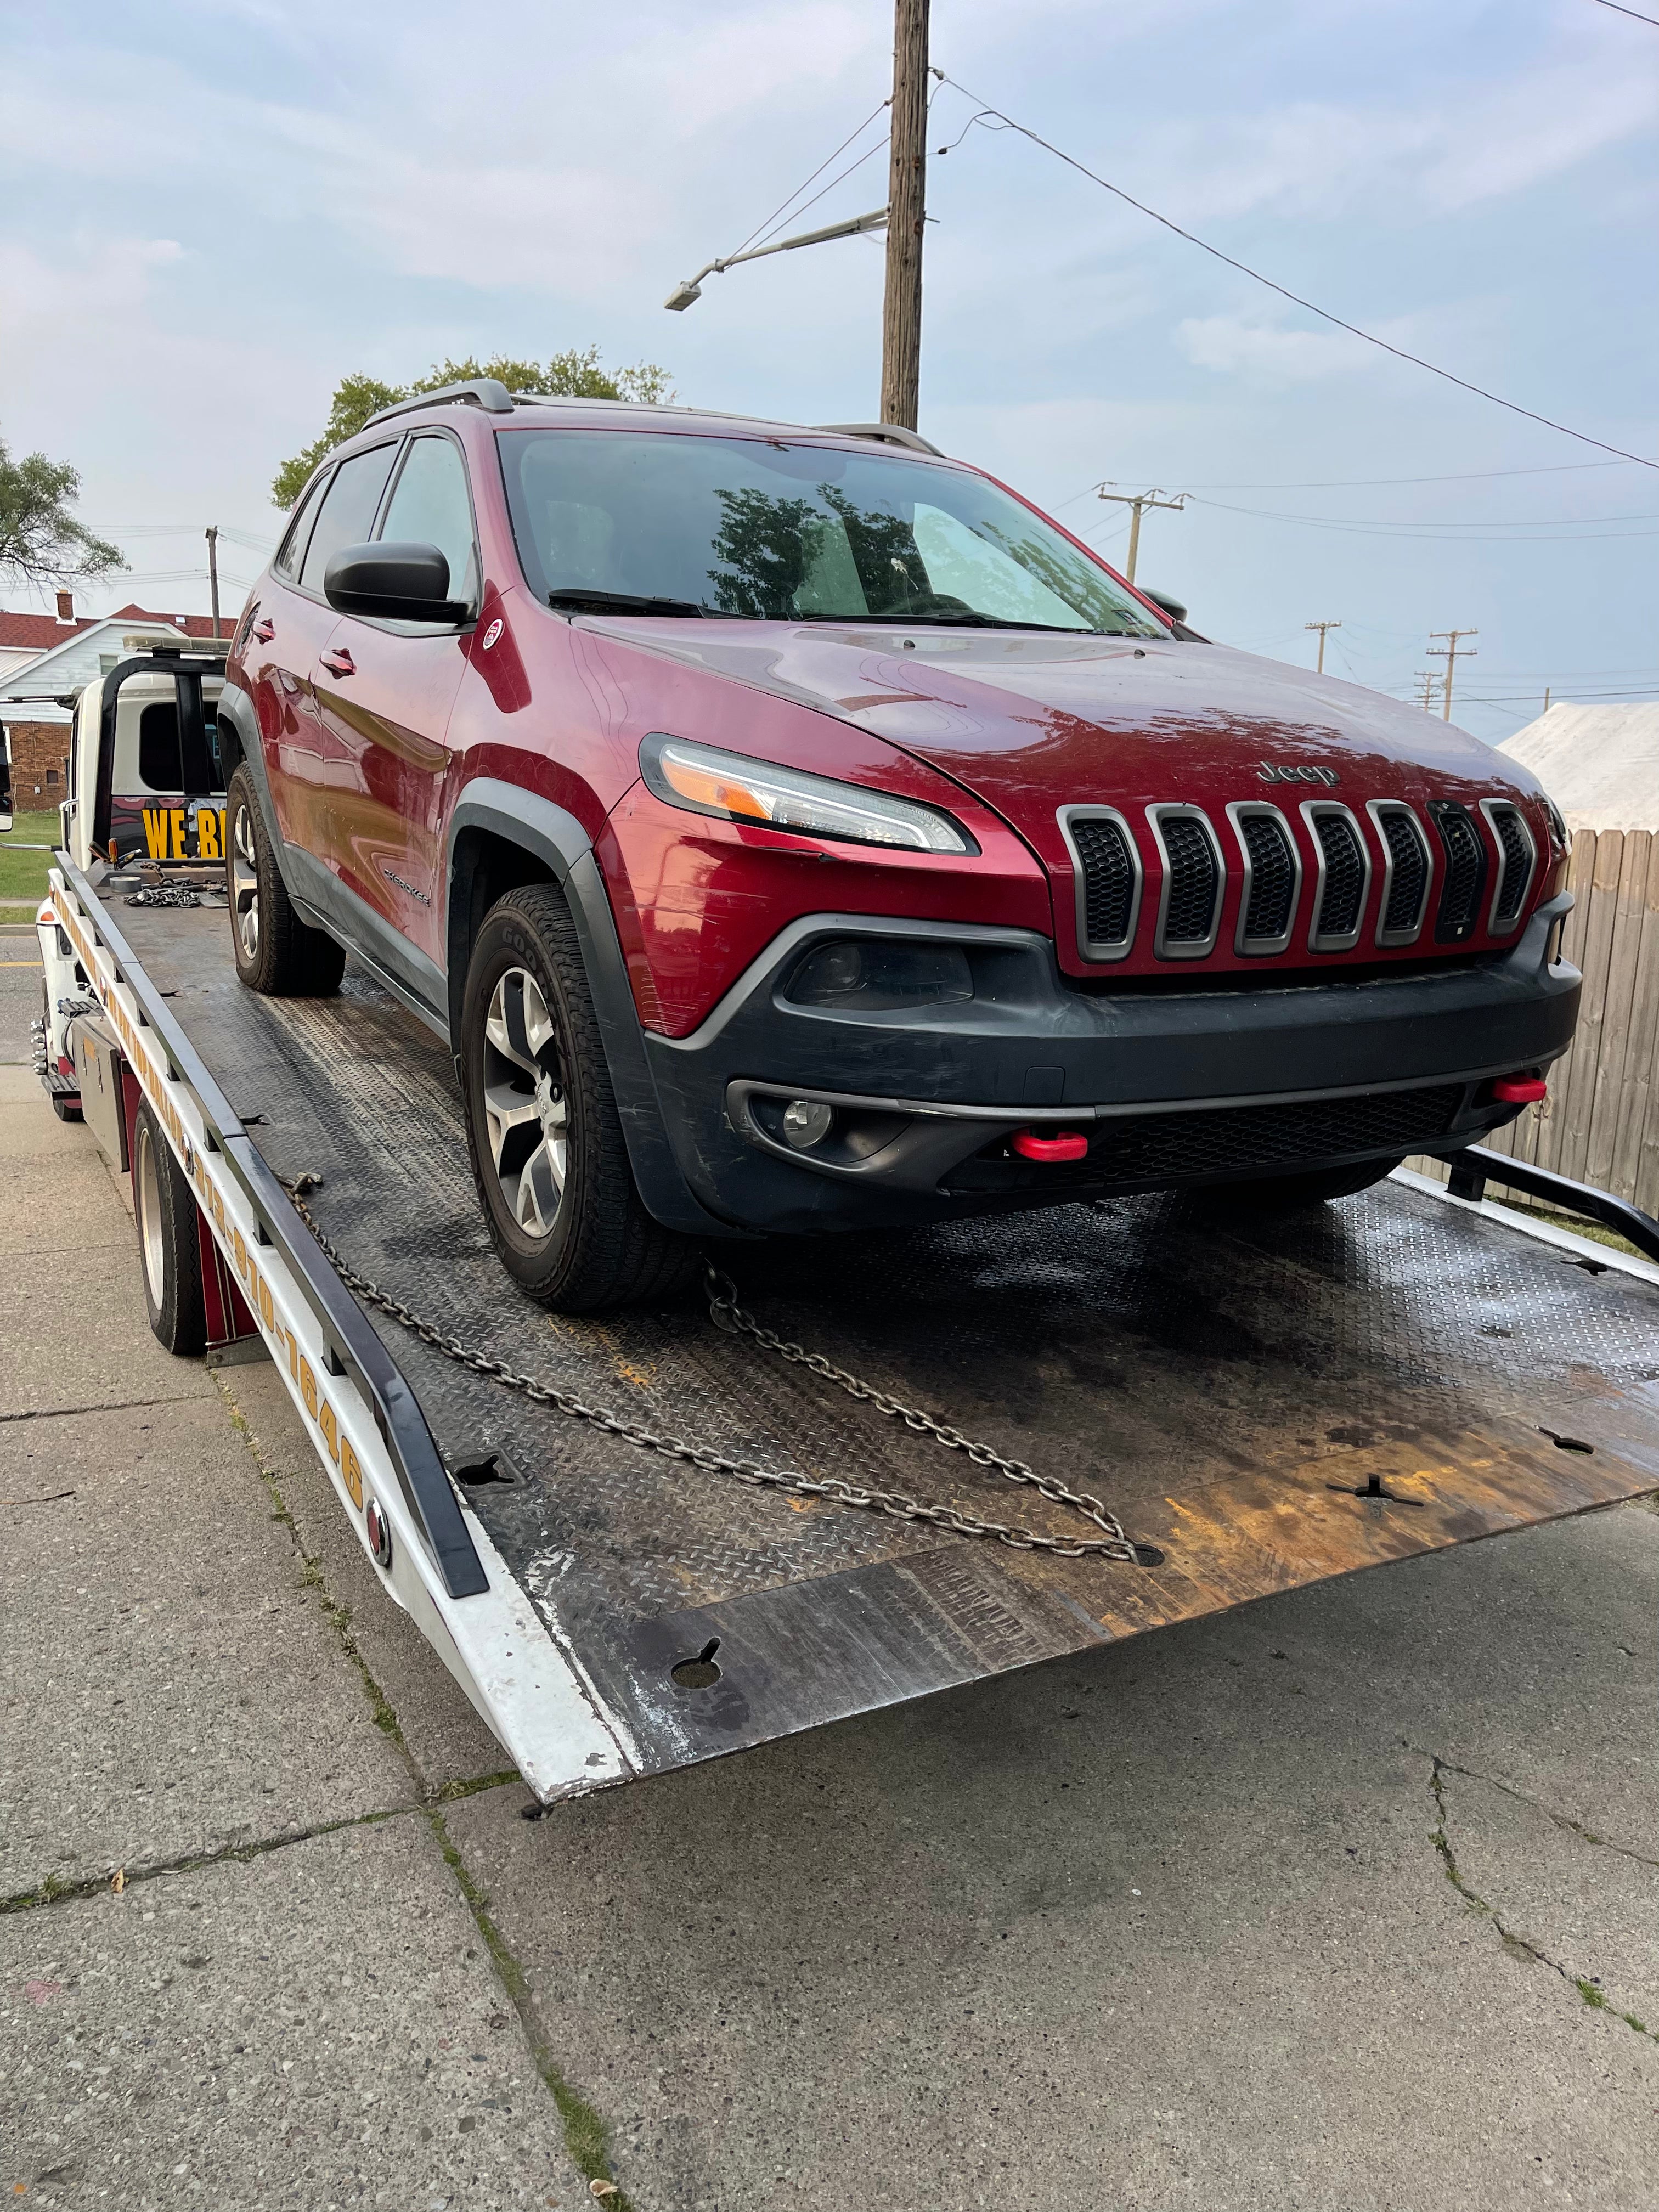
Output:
top-left (227, 765), bottom-right (347, 997)
top-left (460, 884), bottom-right (698, 1312)
top-left (1200, 1159), bottom-right (1398, 1214)
top-left (132, 1102), bottom-right (208, 1356)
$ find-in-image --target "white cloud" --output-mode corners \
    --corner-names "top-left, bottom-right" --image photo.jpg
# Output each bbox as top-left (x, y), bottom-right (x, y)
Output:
top-left (1123, 49), bottom-right (1657, 231)
top-left (1174, 313), bottom-right (1374, 384)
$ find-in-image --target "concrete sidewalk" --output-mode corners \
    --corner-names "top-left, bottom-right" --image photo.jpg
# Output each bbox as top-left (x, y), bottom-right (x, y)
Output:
top-left (3, 933), bottom-right (1657, 2208)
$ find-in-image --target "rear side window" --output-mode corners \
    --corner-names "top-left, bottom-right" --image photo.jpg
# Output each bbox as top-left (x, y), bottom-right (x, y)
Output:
top-left (378, 435), bottom-right (478, 610)
top-left (273, 469), bottom-right (331, 582)
top-left (138, 702), bottom-right (182, 792)
top-left (299, 443), bottom-right (399, 593)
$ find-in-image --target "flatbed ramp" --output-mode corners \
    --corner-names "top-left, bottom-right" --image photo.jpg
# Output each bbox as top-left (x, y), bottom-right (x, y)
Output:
top-left (89, 883), bottom-right (1659, 1789)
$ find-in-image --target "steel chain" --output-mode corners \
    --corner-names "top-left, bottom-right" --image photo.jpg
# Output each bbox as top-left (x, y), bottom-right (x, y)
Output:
top-left (281, 1177), bottom-right (1145, 1565)
top-left (124, 884), bottom-right (202, 909)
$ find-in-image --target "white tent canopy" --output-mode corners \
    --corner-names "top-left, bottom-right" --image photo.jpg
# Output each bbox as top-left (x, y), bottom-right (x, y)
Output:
top-left (1498, 703), bottom-right (1659, 834)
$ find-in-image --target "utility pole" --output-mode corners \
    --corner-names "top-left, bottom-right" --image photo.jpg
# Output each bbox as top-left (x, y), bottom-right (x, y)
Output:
top-left (1414, 671), bottom-right (1438, 712)
top-left (1426, 628), bottom-right (1477, 722)
top-left (1543, 685), bottom-right (1551, 714)
top-left (881, 0), bottom-right (929, 430)
top-left (1096, 487), bottom-right (1187, 584)
top-left (205, 525), bottom-right (222, 641)
top-left (1305, 619), bottom-right (1341, 674)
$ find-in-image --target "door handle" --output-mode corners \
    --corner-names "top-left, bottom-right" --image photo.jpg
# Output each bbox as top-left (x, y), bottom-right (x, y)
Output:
top-left (252, 617), bottom-right (275, 643)
top-left (321, 648), bottom-right (356, 679)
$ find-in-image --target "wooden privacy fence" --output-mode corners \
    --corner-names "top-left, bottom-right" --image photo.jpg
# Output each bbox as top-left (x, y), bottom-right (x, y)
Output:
top-left (1408, 828), bottom-right (1659, 1215)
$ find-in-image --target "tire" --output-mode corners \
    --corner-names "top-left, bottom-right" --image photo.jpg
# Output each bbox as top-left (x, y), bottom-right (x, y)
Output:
top-left (460, 883), bottom-right (698, 1312)
top-left (1198, 1158), bottom-right (1400, 1215)
top-left (132, 1101), bottom-right (208, 1356)
top-left (227, 764), bottom-right (347, 997)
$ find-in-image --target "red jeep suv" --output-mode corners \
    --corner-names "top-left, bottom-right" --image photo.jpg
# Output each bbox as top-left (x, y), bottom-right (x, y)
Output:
top-left (219, 380), bottom-right (1577, 1309)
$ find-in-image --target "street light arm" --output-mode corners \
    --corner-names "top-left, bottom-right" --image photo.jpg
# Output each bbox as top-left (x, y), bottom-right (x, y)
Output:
top-left (665, 207), bottom-right (889, 309)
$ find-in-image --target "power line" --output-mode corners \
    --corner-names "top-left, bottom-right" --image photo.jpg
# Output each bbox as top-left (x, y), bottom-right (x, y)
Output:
top-left (1051, 459), bottom-right (1639, 509)
top-left (730, 98), bottom-right (890, 259)
top-left (1186, 498), bottom-right (1659, 543)
top-left (1152, 461), bottom-right (1638, 492)
top-left (752, 133), bottom-right (891, 255)
top-left (1461, 685), bottom-right (1659, 701)
top-left (1193, 496), bottom-right (1659, 529)
top-left (933, 70), bottom-right (1658, 472)
top-left (1590, 0), bottom-right (1659, 25)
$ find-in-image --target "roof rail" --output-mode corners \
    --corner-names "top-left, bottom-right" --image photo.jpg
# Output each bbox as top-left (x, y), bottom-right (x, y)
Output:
top-left (814, 422), bottom-right (944, 457)
top-left (361, 377), bottom-right (518, 432)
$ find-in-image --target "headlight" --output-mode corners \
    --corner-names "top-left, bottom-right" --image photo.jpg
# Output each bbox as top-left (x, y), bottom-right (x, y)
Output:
top-left (1541, 793), bottom-right (1568, 854)
top-left (639, 735), bottom-right (977, 855)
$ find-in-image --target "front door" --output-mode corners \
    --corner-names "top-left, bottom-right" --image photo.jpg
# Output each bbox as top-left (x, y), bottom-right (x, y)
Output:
top-left (317, 431), bottom-right (478, 974)
top-left (253, 440), bottom-right (400, 866)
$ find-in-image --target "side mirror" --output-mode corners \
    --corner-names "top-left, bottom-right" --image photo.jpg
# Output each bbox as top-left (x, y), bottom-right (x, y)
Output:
top-left (323, 541), bottom-right (470, 624)
top-left (1141, 587), bottom-right (1188, 625)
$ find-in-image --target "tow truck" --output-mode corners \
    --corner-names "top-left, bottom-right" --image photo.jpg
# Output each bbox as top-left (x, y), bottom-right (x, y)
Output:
top-left (17, 646), bottom-right (1659, 1801)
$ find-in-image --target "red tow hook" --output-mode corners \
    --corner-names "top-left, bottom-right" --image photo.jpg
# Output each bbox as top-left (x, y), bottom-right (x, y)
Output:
top-left (1491, 1075), bottom-right (1548, 1104)
top-left (1011, 1129), bottom-right (1090, 1163)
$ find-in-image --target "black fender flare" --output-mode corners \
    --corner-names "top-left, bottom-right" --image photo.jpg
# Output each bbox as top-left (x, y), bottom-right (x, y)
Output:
top-left (445, 781), bottom-right (736, 1239)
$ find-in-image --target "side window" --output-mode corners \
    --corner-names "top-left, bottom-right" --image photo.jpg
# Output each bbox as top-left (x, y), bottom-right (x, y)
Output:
top-left (138, 702), bottom-right (183, 792)
top-left (298, 443), bottom-right (400, 594)
top-left (377, 435), bottom-right (479, 612)
top-left (273, 469), bottom-right (331, 582)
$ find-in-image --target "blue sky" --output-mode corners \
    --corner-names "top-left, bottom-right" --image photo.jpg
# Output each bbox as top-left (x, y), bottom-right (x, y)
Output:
top-left (1, 0), bottom-right (1654, 741)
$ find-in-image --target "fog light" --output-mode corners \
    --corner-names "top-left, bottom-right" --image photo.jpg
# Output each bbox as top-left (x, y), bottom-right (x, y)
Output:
top-left (782, 1098), bottom-right (834, 1150)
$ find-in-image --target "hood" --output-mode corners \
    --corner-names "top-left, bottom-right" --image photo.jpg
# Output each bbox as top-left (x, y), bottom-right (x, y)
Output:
top-left (583, 619), bottom-right (1541, 846)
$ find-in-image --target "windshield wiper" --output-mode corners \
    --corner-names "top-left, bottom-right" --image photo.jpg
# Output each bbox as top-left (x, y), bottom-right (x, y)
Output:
top-left (549, 588), bottom-right (707, 618)
top-left (792, 611), bottom-right (1116, 635)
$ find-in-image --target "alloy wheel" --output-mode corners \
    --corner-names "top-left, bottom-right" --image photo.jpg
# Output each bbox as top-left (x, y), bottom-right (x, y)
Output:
top-left (482, 967), bottom-right (569, 1239)
top-left (231, 803), bottom-right (260, 961)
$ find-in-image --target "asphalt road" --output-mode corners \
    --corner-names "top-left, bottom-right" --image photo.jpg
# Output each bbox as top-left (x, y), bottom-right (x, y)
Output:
top-left (3, 933), bottom-right (1656, 2209)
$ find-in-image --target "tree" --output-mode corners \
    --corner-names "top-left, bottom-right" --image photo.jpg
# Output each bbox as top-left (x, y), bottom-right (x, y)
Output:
top-left (0, 437), bottom-right (122, 590)
top-left (271, 348), bottom-right (674, 507)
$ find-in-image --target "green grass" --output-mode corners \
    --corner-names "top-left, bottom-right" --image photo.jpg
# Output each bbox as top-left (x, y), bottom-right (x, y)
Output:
top-left (1490, 1194), bottom-right (1646, 1263)
top-left (0, 811), bottom-right (60, 904)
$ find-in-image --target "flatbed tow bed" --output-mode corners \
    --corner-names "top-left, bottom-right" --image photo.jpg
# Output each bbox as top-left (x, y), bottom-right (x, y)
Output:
top-left (38, 850), bottom-right (1659, 1801)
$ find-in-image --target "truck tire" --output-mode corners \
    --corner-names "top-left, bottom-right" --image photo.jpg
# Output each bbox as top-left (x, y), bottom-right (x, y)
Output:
top-left (132, 1101), bottom-right (208, 1356)
top-left (227, 765), bottom-right (347, 997)
top-left (460, 883), bottom-right (699, 1312)
top-left (1200, 1158), bottom-right (1400, 1214)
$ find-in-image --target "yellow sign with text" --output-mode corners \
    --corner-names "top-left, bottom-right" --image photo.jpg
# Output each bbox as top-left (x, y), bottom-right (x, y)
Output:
top-left (142, 805), bottom-right (226, 862)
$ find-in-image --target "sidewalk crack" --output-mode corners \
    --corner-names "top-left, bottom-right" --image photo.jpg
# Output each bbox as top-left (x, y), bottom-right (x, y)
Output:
top-left (1411, 1746), bottom-right (1659, 1872)
top-left (0, 1395), bottom-right (197, 1426)
top-left (2, 1804), bottom-right (414, 1916)
top-left (216, 1372), bottom-right (630, 2204)
top-left (1426, 1753), bottom-right (1657, 2043)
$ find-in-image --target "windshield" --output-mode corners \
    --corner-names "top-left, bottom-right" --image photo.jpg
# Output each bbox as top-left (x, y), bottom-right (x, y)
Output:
top-left (498, 430), bottom-right (1164, 635)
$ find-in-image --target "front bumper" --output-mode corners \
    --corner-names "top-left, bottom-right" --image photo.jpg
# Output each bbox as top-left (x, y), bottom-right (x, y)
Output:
top-left (640, 896), bottom-right (1580, 1234)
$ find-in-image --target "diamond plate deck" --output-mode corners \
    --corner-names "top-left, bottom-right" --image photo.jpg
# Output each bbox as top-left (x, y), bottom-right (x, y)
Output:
top-left (112, 893), bottom-right (1659, 1784)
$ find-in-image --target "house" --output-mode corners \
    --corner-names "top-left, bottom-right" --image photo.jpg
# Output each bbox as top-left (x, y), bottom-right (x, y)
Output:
top-left (0, 592), bottom-right (232, 802)
top-left (1499, 702), bottom-right (1659, 836)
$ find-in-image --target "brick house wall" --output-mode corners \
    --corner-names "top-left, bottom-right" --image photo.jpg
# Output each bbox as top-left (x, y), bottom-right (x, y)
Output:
top-left (7, 721), bottom-right (70, 802)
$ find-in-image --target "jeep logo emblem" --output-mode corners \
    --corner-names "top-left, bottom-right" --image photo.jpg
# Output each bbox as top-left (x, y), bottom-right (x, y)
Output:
top-left (1256, 761), bottom-right (1341, 787)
